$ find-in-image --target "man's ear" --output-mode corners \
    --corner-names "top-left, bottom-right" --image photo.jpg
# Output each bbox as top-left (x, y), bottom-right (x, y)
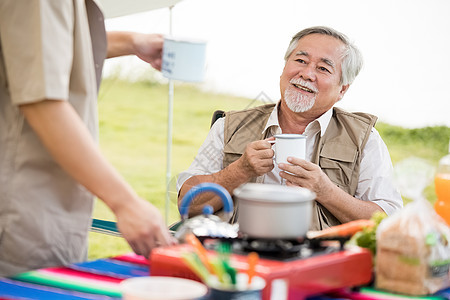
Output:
top-left (338, 84), bottom-right (350, 101)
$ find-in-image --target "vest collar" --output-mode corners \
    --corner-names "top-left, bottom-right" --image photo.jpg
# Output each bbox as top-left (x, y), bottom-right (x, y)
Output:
top-left (262, 101), bottom-right (334, 138)
top-left (262, 101), bottom-right (282, 137)
top-left (305, 107), bottom-right (333, 137)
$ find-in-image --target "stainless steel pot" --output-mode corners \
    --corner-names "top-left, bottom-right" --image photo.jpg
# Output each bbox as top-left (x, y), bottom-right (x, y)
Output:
top-left (234, 183), bottom-right (316, 239)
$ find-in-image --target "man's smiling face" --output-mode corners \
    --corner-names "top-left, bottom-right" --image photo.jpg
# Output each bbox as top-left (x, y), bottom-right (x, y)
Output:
top-left (280, 33), bottom-right (349, 116)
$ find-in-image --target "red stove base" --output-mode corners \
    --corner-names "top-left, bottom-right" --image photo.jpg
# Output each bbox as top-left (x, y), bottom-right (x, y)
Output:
top-left (149, 244), bottom-right (373, 300)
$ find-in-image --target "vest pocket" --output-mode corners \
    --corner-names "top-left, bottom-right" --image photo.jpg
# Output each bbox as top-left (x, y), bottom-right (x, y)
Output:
top-left (319, 142), bottom-right (357, 188)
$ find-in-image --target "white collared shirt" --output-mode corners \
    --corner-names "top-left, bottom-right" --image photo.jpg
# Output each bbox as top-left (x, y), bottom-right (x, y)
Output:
top-left (177, 105), bottom-right (403, 215)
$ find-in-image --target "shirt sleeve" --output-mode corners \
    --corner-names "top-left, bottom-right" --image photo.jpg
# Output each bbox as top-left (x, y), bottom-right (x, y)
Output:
top-left (0, 0), bottom-right (74, 105)
top-left (176, 117), bottom-right (226, 192)
top-left (355, 128), bottom-right (403, 215)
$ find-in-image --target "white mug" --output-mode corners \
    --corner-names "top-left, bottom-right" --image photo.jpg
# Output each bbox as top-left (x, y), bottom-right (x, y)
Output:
top-left (162, 36), bottom-right (207, 82)
top-left (272, 134), bottom-right (306, 165)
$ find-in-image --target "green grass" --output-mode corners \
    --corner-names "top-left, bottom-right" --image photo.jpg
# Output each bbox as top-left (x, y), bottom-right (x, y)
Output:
top-left (89, 78), bottom-right (450, 259)
top-left (89, 78), bottom-right (259, 258)
top-left (375, 123), bottom-right (450, 203)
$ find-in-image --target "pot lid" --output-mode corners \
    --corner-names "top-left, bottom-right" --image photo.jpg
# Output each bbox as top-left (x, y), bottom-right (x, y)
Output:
top-left (234, 183), bottom-right (316, 203)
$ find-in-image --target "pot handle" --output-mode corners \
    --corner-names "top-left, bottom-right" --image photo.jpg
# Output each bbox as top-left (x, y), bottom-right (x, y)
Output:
top-left (179, 182), bottom-right (233, 220)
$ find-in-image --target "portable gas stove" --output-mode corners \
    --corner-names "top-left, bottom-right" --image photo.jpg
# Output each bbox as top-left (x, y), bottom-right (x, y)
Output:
top-left (150, 237), bottom-right (373, 300)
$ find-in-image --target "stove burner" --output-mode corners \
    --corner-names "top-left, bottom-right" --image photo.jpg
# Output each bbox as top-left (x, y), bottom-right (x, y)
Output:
top-left (201, 235), bottom-right (350, 261)
top-left (240, 238), bottom-right (315, 260)
top-left (242, 238), bottom-right (301, 253)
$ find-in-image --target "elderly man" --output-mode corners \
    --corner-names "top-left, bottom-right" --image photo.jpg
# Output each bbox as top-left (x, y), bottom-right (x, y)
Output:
top-left (177, 26), bottom-right (402, 229)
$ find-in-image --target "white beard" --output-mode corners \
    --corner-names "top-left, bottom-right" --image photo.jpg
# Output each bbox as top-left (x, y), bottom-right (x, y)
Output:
top-left (284, 86), bottom-right (316, 113)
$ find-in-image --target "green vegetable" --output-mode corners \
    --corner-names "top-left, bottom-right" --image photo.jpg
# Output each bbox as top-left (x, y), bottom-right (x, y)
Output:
top-left (350, 212), bottom-right (387, 256)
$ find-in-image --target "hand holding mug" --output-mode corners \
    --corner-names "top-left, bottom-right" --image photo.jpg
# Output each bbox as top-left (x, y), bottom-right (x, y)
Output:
top-left (272, 134), bottom-right (306, 165)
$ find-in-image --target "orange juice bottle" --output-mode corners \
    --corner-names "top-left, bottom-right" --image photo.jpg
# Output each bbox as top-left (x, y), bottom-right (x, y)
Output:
top-left (434, 140), bottom-right (450, 225)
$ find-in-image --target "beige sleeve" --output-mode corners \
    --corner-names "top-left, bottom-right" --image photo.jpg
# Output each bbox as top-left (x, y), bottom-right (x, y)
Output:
top-left (0, 0), bottom-right (74, 105)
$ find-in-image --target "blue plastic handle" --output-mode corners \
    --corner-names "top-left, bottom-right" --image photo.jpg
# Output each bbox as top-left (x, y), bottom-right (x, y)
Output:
top-left (179, 182), bottom-right (233, 220)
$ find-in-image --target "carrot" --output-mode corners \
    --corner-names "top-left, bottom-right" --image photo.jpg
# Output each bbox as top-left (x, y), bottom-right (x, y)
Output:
top-left (307, 219), bottom-right (375, 239)
top-left (246, 252), bottom-right (259, 285)
top-left (185, 233), bottom-right (215, 274)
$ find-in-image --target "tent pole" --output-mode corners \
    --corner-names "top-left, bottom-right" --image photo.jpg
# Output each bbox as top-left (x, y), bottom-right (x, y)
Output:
top-left (165, 80), bottom-right (173, 226)
top-left (165, 5), bottom-right (174, 226)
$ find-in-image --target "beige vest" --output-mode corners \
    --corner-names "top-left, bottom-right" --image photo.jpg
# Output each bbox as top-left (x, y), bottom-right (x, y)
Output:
top-left (223, 104), bottom-right (377, 230)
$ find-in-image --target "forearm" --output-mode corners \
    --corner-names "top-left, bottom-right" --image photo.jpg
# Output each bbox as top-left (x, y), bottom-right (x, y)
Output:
top-left (178, 160), bottom-right (251, 216)
top-left (106, 31), bottom-right (136, 58)
top-left (20, 100), bottom-right (138, 213)
top-left (318, 184), bottom-right (384, 223)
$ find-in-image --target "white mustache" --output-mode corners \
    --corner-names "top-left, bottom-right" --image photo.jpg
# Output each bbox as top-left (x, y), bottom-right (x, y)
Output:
top-left (289, 79), bottom-right (318, 93)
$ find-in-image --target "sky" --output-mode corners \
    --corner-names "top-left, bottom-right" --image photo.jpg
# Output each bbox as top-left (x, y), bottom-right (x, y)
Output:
top-left (104, 0), bottom-right (450, 129)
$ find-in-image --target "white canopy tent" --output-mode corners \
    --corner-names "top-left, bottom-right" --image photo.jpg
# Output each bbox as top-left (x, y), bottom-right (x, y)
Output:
top-left (99, 0), bottom-right (183, 19)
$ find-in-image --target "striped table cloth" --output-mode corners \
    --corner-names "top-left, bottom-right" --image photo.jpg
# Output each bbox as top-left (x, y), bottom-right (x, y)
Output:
top-left (1, 253), bottom-right (449, 300)
top-left (0, 254), bottom-right (147, 300)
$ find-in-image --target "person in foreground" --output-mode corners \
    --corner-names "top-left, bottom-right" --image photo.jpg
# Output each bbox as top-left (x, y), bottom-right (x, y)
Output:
top-left (177, 26), bottom-right (403, 229)
top-left (0, 0), bottom-right (174, 277)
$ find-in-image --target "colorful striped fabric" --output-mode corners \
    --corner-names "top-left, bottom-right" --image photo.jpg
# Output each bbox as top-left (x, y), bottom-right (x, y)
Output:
top-left (309, 287), bottom-right (449, 300)
top-left (0, 254), bottom-right (148, 300)
top-left (0, 253), bottom-right (449, 300)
